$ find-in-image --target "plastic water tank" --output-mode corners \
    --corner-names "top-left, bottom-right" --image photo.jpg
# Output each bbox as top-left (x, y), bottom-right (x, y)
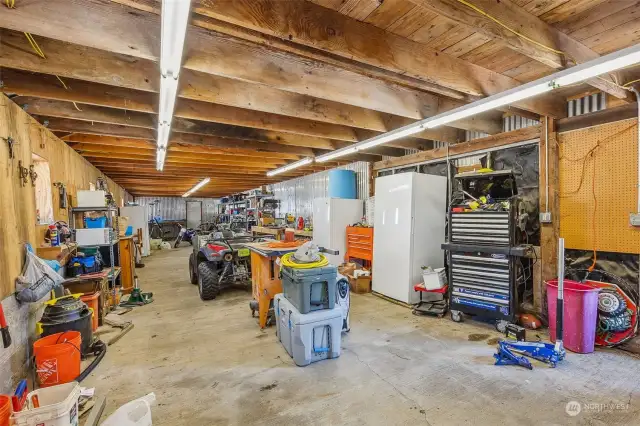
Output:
top-left (328, 170), bottom-right (356, 199)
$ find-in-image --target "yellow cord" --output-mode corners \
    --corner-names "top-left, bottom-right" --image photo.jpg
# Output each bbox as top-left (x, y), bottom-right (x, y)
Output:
top-left (623, 79), bottom-right (640, 87)
top-left (280, 252), bottom-right (329, 269)
top-left (22, 31), bottom-right (76, 100)
top-left (4, 0), bottom-right (15, 8)
top-left (454, 0), bottom-right (565, 56)
top-left (24, 32), bottom-right (46, 58)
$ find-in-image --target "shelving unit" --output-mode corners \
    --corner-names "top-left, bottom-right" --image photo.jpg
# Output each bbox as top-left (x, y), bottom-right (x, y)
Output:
top-left (70, 206), bottom-right (120, 306)
top-left (217, 193), bottom-right (277, 231)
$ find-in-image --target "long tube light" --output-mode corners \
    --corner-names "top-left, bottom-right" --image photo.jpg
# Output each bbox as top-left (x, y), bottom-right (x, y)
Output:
top-left (316, 43), bottom-right (640, 163)
top-left (182, 177), bottom-right (211, 197)
top-left (161, 0), bottom-right (192, 79)
top-left (266, 157), bottom-right (313, 177)
top-left (156, 148), bottom-right (166, 171)
top-left (157, 123), bottom-right (170, 149)
top-left (158, 76), bottom-right (179, 124)
top-left (157, 0), bottom-right (192, 171)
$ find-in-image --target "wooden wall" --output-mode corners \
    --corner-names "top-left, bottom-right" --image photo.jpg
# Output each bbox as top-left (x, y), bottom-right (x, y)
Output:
top-left (0, 94), bottom-right (132, 299)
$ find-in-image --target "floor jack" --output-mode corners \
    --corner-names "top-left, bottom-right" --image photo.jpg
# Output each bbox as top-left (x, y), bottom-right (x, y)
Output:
top-left (120, 276), bottom-right (153, 307)
top-left (494, 238), bottom-right (567, 369)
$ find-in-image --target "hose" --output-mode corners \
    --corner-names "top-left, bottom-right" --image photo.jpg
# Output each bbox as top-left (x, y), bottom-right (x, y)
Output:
top-left (280, 252), bottom-right (329, 269)
top-left (75, 340), bottom-right (107, 382)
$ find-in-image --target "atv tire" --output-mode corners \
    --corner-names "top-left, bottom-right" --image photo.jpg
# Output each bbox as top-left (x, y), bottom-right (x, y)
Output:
top-left (189, 254), bottom-right (198, 285)
top-left (198, 261), bottom-right (220, 301)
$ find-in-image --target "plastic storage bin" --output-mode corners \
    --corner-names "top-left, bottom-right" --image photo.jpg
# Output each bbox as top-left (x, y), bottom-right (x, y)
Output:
top-left (12, 382), bottom-right (80, 426)
top-left (275, 294), bottom-right (342, 366)
top-left (422, 268), bottom-right (447, 290)
top-left (281, 264), bottom-right (337, 314)
top-left (546, 279), bottom-right (600, 353)
top-left (84, 217), bottom-right (107, 228)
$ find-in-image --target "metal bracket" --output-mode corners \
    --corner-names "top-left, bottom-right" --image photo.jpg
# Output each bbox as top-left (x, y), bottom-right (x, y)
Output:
top-left (18, 161), bottom-right (29, 186)
top-left (29, 164), bottom-right (38, 187)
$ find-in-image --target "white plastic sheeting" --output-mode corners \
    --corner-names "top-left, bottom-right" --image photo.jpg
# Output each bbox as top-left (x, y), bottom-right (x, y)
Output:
top-left (268, 162), bottom-right (370, 219)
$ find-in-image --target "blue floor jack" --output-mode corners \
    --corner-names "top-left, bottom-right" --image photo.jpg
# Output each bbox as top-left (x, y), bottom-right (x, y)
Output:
top-left (494, 238), bottom-right (567, 370)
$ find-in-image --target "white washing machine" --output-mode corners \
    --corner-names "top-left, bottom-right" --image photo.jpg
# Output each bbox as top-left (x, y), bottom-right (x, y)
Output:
top-left (336, 273), bottom-right (350, 332)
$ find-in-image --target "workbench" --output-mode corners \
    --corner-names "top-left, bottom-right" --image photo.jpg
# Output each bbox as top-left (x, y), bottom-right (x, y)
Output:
top-left (243, 242), bottom-right (299, 328)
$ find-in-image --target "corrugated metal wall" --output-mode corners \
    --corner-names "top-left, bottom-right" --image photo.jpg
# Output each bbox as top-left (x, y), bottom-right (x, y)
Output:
top-left (134, 196), bottom-right (220, 221)
top-left (268, 162), bottom-right (370, 218)
top-left (567, 92), bottom-right (606, 117)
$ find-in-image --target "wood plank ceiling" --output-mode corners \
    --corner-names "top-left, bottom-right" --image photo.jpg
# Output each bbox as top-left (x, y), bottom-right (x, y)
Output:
top-left (1, 0), bottom-right (639, 197)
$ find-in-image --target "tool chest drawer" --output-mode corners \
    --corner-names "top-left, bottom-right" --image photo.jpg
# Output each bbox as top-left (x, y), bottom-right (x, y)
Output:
top-left (449, 252), bottom-right (514, 319)
top-left (450, 211), bottom-right (511, 246)
top-left (346, 226), bottom-right (373, 261)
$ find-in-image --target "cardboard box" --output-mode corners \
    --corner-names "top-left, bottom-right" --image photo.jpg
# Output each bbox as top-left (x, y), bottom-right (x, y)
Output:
top-left (338, 262), bottom-right (358, 277)
top-left (347, 274), bottom-right (371, 294)
top-left (76, 228), bottom-right (111, 246)
top-left (76, 190), bottom-right (106, 208)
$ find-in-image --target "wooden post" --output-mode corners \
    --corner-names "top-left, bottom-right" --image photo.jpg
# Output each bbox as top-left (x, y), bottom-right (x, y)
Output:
top-left (536, 117), bottom-right (560, 313)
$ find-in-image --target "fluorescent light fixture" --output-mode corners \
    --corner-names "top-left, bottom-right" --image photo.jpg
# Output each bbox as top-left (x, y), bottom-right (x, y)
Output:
top-left (266, 157), bottom-right (313, 176)
top-left (160, 0), bottom-right (192, 78)
top-left (182, 177), bottom-right (211, 197)
top-left (156, 148), bottom-right (166, 171)
top-left (159, 76), bottom-right (178, 125)
top-left (315, 43), bottom-right (640, 163)
top-left (157, 123), bottom-right (170, 149)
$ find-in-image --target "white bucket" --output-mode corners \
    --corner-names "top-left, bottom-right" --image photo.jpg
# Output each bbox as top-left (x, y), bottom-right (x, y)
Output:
top-left (422, 268), bottom-right (447, 290)
top-left (101, 393), bottom-right (156, 426)
top-left (12, 382), bottom-right (80, 426)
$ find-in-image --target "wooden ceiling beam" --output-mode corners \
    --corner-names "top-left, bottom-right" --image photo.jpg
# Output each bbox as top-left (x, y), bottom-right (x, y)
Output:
top-left (0, 12), bottom-right (503, 137)
top-left (70, 145), bottom-right (287, 166)
top-left (2, 70), bottom-right (459, 147)
top-left (408, 0), bottom-right (628, 100)
top-left (81, 154), bottom-right (276, 170)
top-left (60, 135), bottom-right (301, 160)
top-left (189, 0), bottom-right (565, 117)
top-left (0, 0), bottom-right (442, 118)
top-left (113, 0), bottom-right (468, 100)
top-left (17, 97), bottom-right (337, 150)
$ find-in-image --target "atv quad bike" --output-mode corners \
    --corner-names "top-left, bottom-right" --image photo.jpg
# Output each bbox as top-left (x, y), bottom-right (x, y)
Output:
top-left (188, 231), bottom-right (254, 300)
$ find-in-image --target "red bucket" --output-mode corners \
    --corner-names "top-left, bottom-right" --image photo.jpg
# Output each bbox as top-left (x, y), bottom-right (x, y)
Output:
top-left (546, 279), bottom-right (600, 353)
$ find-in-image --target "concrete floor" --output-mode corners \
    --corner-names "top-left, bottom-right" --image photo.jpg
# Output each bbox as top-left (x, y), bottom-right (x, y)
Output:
top-left (84, 247), bottom-right (640, 425)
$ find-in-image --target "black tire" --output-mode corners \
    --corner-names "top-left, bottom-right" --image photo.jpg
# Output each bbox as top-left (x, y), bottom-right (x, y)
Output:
top-left (198, 262), bottom-right (220, 301)
top-left (188, 254), bottom-right (198, 284)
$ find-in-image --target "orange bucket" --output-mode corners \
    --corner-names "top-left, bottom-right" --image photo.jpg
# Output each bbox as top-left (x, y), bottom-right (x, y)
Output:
top-left (33, 331), bottom-right (82, 388)
top-left (0, 395), bottom-right (11, 426)
top-left (80, 291), bottom-right (101, 331)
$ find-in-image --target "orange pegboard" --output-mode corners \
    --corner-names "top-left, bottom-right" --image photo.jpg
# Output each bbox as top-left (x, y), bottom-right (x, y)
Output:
top-left (558, 119), bottom-right (640, 253)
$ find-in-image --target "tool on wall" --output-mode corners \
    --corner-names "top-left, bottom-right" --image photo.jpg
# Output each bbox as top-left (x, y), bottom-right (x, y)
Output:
top-left (2, 136), bottom-right (15, 159)
top-left (18, 161), bottom-right (29, 186)
top-left (0, 303), bottom-right (12, 348)
top-left (53, 182), bottom-right (68, 209)
top-left (28, 164), bottom-right (38, 187)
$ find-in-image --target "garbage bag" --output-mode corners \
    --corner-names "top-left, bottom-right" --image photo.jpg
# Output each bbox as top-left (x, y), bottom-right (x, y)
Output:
top-left (15, 248), bottom-right (65, 303)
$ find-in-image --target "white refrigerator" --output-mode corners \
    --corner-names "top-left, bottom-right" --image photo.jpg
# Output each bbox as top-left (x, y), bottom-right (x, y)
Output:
top-left (312, 198), bottom-right (364, 266)
top-left (120, 205), bottom-right (151, 257)
top-left (372, 173), bottom-right (447, 304)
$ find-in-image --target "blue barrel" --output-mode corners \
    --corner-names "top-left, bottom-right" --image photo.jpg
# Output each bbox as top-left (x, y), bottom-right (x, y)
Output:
top-left (328, 170), bottom-right (356, 199)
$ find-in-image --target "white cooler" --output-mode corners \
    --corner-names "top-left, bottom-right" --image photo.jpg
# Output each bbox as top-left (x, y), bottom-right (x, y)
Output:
top-left (275, 293), bottom-right (342, 367)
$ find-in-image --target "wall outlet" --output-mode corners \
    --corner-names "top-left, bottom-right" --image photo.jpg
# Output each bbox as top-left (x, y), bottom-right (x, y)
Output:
top-left (630, 213), bottom-right (640, 227)
top-left (539, 212), bottom-right (552, 223)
